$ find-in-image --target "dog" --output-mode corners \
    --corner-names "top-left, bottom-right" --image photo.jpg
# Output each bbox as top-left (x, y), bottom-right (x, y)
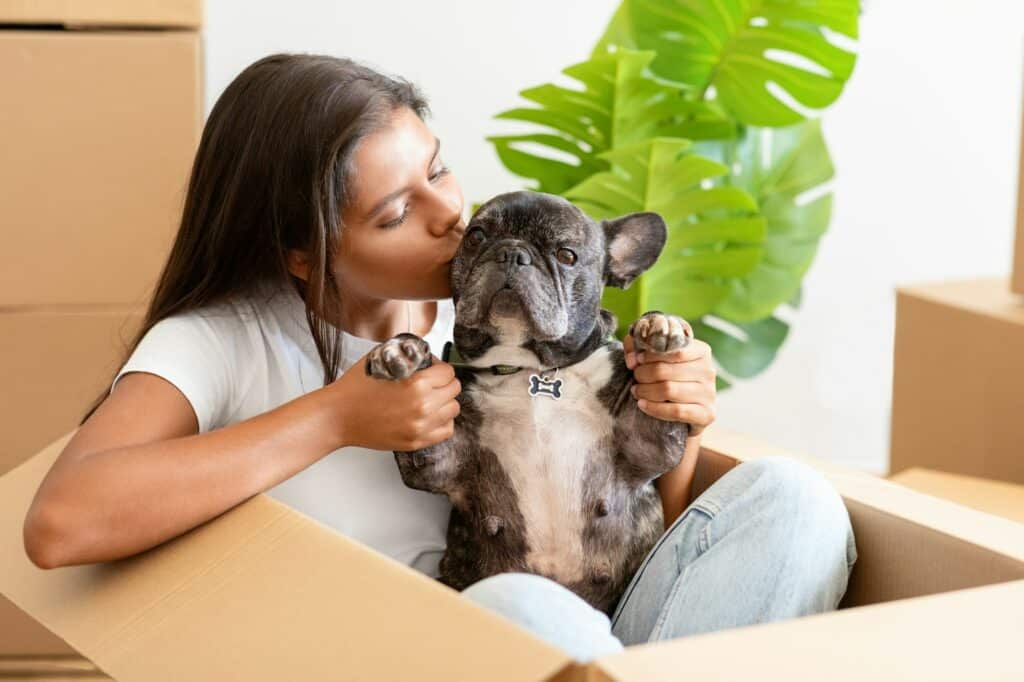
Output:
top-left (365, 190), bottom-right (693, 615)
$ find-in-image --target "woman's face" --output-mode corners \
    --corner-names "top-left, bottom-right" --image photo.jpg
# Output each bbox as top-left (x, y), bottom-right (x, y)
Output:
top-left (333, 106), bottom-right (466, 301)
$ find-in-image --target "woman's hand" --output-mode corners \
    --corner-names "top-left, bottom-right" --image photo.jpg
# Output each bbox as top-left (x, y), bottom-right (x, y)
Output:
top-left (623, 332), bottom-right (717, 437)
top-left (322, 352), bottom-right (461, 452)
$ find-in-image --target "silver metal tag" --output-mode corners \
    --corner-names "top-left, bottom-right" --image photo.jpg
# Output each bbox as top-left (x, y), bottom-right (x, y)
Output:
top-left (528, 373), bottom-right (563, 400)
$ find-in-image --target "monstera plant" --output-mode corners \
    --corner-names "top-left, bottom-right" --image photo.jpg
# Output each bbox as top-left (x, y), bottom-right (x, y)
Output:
top-left (485, 0), bottom-right (860, 390)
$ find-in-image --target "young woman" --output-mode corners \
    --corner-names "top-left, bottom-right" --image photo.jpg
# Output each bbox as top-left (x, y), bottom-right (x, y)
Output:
top-left (22, 54), bottom-right (856, 661)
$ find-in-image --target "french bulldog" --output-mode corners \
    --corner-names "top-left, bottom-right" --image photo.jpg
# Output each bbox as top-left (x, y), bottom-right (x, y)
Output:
top-left (365, 190), bottom-right (693, 616)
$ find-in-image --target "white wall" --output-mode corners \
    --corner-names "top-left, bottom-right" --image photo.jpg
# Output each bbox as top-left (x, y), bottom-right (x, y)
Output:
top-left (202, 0), bottom-right (1024, 473)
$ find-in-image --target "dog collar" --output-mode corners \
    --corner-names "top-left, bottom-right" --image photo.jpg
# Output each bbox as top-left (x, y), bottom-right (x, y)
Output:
top-left (442, 341), bottom-right (530, 376)
top-left (440, 333), bottom-right (618, 378)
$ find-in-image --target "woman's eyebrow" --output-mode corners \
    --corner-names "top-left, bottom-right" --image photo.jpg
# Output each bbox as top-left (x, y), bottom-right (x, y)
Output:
top-left (364, 136), bottom-right (441, 220)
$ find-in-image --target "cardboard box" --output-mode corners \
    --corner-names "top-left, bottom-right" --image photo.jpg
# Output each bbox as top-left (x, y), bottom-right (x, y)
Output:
top-left (1, 426), bottom-right (1022, 680)
top-left (0, 308), bottom-right (145, 478)
top-left (0, 28), bottom-right (202, 306)
top-left (0, 308), bottom-right (144, 657)
top-left (0, 595), bottom-right (76, 657)
top-left (0, 654), bottom-right (110, 681)
top-left (890, 277), bottom-right (1024, 484)
top-left (1014, 47), bottom-right (1024, 295)
top-left (0, 0), bottom-right (201, 28)
top-left (890, 468), bottom-right (1024, 524)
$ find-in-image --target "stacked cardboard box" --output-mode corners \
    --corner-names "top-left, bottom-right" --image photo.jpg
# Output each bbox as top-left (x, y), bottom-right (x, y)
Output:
top-left (1, 426), bottom-right (1022, 680)
top-left (0, 0), bottom-right (203, 663)
top-left (889, 278), bottom-right (1024, 484)
top-left (1014, 56), bottom-right (1024, 294)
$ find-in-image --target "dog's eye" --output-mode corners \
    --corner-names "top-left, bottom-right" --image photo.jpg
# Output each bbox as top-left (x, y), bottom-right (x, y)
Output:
top-left (556, 248), bottom-right (577, 265)
top-left (466, 227), bottom-right (486, 245)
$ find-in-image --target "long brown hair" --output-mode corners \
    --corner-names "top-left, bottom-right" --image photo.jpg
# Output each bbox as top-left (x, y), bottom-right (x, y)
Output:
top-left (80, 53), bottom-right (430, 425)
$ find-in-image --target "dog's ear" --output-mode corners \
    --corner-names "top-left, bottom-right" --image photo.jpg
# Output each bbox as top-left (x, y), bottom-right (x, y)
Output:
top-left (601, 212), bottom-right (667, 289)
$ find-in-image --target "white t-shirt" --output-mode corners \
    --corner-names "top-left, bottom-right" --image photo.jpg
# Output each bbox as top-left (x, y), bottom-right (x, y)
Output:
top-left (110, 280), bottom-right (456, 578)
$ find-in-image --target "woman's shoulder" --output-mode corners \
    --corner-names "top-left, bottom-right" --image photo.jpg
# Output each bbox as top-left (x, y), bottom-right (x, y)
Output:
top-left (143, 282), bottom-right (299, 360)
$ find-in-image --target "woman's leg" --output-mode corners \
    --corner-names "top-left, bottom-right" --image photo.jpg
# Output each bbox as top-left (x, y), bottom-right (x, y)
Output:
top-left (610, 455), bottom-right (858, 645)
top-left (459, 572), bottom-right (625, 663)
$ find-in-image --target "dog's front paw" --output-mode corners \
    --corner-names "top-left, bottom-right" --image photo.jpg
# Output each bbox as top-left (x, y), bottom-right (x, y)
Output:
top-left (366, 332), bottom-right (432, 380)
top-left (629, 310), bottom-right (693, 354)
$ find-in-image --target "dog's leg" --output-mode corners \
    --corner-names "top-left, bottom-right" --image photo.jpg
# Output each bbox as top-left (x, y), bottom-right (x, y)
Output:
top-left (394, 438), bottom-right (464, 496)
top-left (366, 332), bottom-right (465, 496)
top-left (613, 311), bottom-right (693, 487)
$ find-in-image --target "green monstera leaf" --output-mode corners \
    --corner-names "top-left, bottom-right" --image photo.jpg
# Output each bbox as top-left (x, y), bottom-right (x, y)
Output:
top-left (593, 0), bottom-right (860, 127)
top-left (698, 119), bottom-right (834, 321)
top-left (693, 313), bottom-right (791, 391)
top-left (562, 137), bottom-right (765, 339)
top-left (487, 48), bottom-right (734, 195)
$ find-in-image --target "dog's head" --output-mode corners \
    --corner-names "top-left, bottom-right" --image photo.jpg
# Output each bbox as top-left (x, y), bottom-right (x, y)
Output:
top-left (450, 190), bottom-right (667, 367)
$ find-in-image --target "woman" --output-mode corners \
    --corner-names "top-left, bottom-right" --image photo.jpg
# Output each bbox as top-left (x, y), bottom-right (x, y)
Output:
top-left (22, 54), bottom-right (856, 661)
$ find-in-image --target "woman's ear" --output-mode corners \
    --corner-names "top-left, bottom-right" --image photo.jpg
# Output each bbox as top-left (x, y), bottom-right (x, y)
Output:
top-left (286, 249), bottom-right (311, 282)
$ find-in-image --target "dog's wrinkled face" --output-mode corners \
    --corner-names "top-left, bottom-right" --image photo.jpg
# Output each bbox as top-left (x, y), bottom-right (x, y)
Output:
top-left (450, 190), bottom-right (667, 365)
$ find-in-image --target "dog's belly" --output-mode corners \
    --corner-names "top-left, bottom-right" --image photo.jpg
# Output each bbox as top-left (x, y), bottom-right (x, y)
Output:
top-left (471, 348), bottom-right (617, 585)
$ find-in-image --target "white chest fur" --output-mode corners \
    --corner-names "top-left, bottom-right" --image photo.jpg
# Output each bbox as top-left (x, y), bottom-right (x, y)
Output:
top-left (467, 345), bottom-right (618, 584)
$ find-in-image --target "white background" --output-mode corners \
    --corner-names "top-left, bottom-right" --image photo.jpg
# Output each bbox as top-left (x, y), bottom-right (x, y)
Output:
top-left (202, 0), bottom-right (1024, 473)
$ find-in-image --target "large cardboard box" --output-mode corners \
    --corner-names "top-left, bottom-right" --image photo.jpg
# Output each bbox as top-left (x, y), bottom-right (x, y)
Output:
top-left (890, 468), bottom-right (1024, 524)
top-left (0, 0), bottom-right (202, 659)
top-left (0, 25), bottom-right (202, 306)
top-left (890, 277), bottom-right (1024, 484)
top-left (0, 308), bottom-right (145, 656)
top-left (1014, 51), bottom-right (1024, 295)
top-left (0, 0), bottom-right (201, 28)
top-left (1, 426), bottom-right (1022, 680)
top-left (0, 309), bottom-right (145, 478)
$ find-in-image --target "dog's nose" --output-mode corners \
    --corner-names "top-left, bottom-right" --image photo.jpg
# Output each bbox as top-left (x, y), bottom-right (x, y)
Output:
top-left (495, 244), bottom-right (532, 267)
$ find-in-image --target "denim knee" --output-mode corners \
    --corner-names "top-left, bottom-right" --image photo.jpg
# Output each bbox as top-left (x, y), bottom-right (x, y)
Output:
top-left (460, 572), bottom-right (624, 662)
top-left (461, 572), bottom-right (565, 626)
top-left (740, 457), bottom-right (857, 572)
top-left (460, 572), bottom-right (611, 632)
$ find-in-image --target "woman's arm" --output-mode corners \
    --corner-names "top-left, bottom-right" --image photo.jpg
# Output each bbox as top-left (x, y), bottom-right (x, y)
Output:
top-left (655, 432), bottom-right (701, 530)
top-left (22, 372), bottom-right (343, 569)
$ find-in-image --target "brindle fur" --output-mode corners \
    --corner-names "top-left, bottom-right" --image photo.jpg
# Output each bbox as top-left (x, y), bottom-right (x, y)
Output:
top-left (366, 190), bottom-right (691, 616)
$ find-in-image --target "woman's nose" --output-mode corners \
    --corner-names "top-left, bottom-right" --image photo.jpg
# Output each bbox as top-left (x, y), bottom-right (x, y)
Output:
top-left (429, 189), bottom-right (464, 237)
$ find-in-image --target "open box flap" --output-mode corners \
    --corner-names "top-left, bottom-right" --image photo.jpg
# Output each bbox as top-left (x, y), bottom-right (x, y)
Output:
top-left (589, 578), bottom-right (1024, 680)
top-left (890, 468), bottom-right (1024, 523)
top-left (702, 425), bottom-right (1024, 607)
top-left (702, 426), bottom-right (1024, 566)
top-left (4, 427), bottom-right (1024, 681)
top-left (0, 433), bottom-right (573, 681)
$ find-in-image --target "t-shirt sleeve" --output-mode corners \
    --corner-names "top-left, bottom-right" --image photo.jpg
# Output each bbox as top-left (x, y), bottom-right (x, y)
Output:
top-left (109, 312), bottom-right (239, 434)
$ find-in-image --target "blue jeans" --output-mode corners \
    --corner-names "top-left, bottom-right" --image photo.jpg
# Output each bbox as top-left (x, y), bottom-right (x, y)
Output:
top-left (459, 456), bottom-right (858, 662)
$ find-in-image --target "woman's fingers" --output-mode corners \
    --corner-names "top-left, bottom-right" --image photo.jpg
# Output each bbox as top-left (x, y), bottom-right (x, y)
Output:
top-left (632, 379), bottom-right (711, 404)
top-left (636, 400), bottom-right (715, 430)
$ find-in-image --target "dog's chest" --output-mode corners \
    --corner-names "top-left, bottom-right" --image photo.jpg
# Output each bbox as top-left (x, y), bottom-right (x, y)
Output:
top-left (466, 346), bottom-right (618, 582)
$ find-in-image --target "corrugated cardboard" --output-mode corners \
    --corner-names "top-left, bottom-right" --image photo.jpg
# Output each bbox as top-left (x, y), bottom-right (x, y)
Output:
top-left (0, 654), bottom-right (110, 681)
top-left (0, 308), bottom-right (145, 478)
top-left (0, 0), bottom-right (201, 28)
top-left (890, 277), bottom-right (1024, 484)
top-left (0, 595), bottom-right (75, 657)
top-left (0, 307), bottom-right (144, 656)
top-left (890, 468), bottom-right (1024, 524)
top-left (0, 29), bottom-right (201, 306)
top-left (2, 425), bottom-right (1022, 680)
top-left (1015, 45), bottom-right (1024, 295)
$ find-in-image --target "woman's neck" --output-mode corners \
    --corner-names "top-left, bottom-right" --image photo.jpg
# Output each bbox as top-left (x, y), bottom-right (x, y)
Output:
top-left (339, 298), bottom-right (437, 341)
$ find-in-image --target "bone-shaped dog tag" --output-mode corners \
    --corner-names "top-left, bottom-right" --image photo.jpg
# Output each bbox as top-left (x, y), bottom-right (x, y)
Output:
top-left (528, 373), bottom-right (563, 400)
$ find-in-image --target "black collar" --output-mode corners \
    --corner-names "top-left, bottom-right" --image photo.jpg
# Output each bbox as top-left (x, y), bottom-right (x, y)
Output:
top-left (441, 337), bottom-right (614, 377)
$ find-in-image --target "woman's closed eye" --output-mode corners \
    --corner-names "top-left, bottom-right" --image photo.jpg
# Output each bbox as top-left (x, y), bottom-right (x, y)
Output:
top-left (380, 163), bottom-right (452, 229)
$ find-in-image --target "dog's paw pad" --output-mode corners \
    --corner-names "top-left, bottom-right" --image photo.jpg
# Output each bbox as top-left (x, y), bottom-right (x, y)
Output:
top-left (366, 332), bottom-right (432, 380)
top-left (630, 311), bottom-right (693, 354)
